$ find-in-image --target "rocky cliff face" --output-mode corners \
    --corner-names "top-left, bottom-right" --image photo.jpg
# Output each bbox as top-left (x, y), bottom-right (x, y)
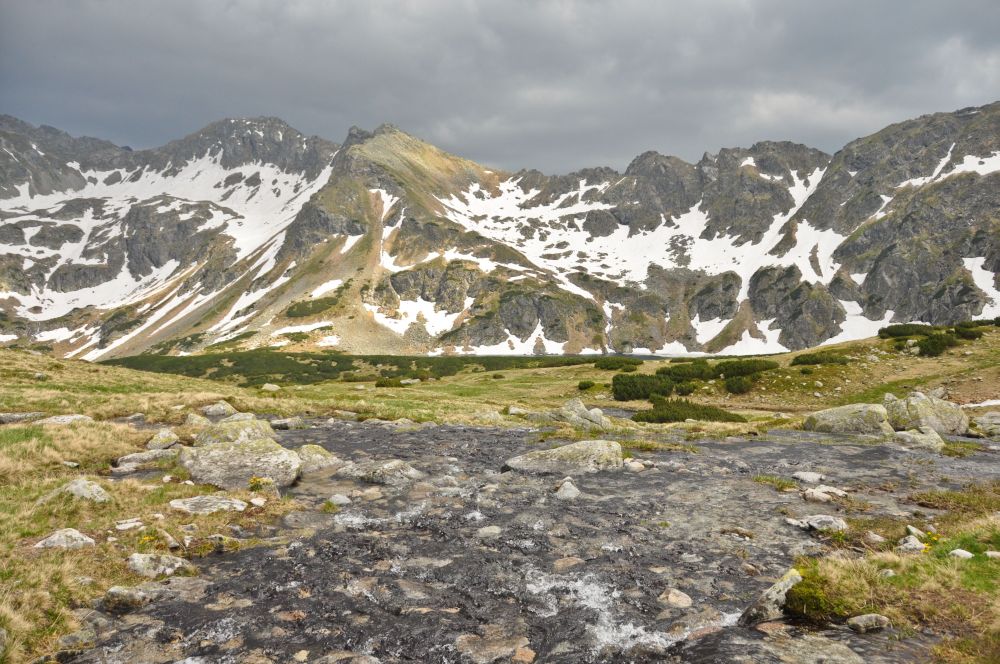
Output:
top-left (1, 103), bottom-right (998, 359)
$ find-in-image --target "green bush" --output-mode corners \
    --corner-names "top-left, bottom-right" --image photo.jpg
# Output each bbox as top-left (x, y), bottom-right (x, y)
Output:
top-left (284, 296), bottom-right (340, 318)
top-left (791, 351), bottom-right (849, 366)
top-left (632, 397), bottom-right (746, 423)
top-left (799, 367), bottom-right (814, 375)
top-left (611, 373), bottom-right (674, 401)
top-left (656, 360), bottom-right (714, 380)
top-left (594, 357), bottom-right (644, 371)
top-left (918, 333), bottom-right (958, 357)
top-left (954, 326), bottom-right (983, 340)
top-left (578, 380), bottom-right (595, 390)
top-left (713, 359), bottom-right (779, 377)
top-left (492, 373), bottom-right (505, 379)
top-left (878, 323), bottom-right (937, 338)
top-left (675, 381), bottom-right (696, 396)
top-left (375, 377), bottom-right (404, 387)
top-left (724, 375), bottom-right (754, 394)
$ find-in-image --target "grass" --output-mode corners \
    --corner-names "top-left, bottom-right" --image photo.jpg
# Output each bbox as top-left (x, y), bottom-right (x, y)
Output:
top-left (786, 482), bottom-right (1000, 663)
top-left (0, 420), bottom-right (298, 661)
top-left (752, 474), bottom-right (797, 491)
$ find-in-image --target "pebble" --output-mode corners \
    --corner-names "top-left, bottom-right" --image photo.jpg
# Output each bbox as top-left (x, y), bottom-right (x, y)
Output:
top-left (847, 613), bottom-right (891, 633)
top-left (949, 549), bottom-right (974, 559)
top-left (791, 471), bottom-right (824, 483)
top-left (658, 588), bottom-right (692, 608)
top-left (476, 525), bottom-right (502, 539)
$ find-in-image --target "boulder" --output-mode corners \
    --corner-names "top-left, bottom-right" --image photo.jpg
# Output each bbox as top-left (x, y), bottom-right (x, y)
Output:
top-left (973, 411), bottom-right (1000, 437)
top-left (220, 412), bottom-right (256, 422)
top-left (201, 401), bottom-right (237, 417)
top-left (786, 515), bottom-right (848, 532)
top-left (184, 413), bottom-right (211, 428)
top-left (179, 438), bottom-right (301, 490)
top-left (169, 495), bottom-right (249, 515)
top-left (146, 428), bottom-right (180, 450)
top-left (847, 614), bottom-right (891, 633)
top-left (894, 426), bottom-right (945, 452)
top-left (297, 444), bottom-right (344, 473)
top-left (884, 392), bottom-right (969, 435)
top-left (791, 471), bottom-right (825, 484)
top-left (34, 528), bottom-right (95, 550)
top-left (949, 548), bottom-right (974, 559)
top-left (551, 398), bottom-right (612, 430)
top-left (503, 440), bottom-right (623, 475)
top-left (272, 416), bottom-right (308, 430)
top-left (127, 553), bottom-right (195, 578)
top-left (55, 478), bottom-right (110, 503)
top-left (260, 383), bottom-right (281, 392)
top-left (36, 414), bottom-right (94, 425)
top-left (193, 418), bottom-right (276, 446)
top-left (0, 412), bottom-right (44, 424)
top-left (896, 535), bottom-right (924, 553)
top-left (554, 478), bottom-right (580, 500)
top-left (336, 459), bottom-right (425, 485)
top-left (737, 568), bottom-right (803, 626)
top-left (802, 404), bottom-right (893, 436)
top-left (115, 448), bottom-right (179, 468)
top-left (102, 585), bottom-right (153, 614)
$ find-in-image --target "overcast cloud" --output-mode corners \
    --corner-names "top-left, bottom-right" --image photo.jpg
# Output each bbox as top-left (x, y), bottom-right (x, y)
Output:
top-left (1, 0), bottom-right (999, 173)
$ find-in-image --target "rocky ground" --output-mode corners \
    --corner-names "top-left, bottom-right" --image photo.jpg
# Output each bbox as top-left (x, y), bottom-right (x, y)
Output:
top-left (58, 416), bottom-right (1000, 664)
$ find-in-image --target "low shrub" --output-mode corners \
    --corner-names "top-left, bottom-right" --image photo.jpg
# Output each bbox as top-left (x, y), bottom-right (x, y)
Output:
top-left (374, 377), bottom-right (404, 388)
top-left (594, 357), bottom-right (644, 371)
top-left (492, 373), bottom-right (505, 379)
top-left (791, 351), bottom-right (849, 366)
top-left (713, 359), bottom-right (779, 377)
top-left (724, 375), bottom-right (754, 394)
top-left (656, 360), bottom-right (714, 380)
top-left (954, 326), bottom-right (983, 340)
top-left (632, 397), bottom-right (746, 423)
top-left (799, 367), bottom-right (814, 375)
top-left (611, 373), bottom-right (674, 401)
top-left (675, 381), bottom-right (696, 396)
top-left (578, 380), bottom-right (595, 391)
top-left (918, 333), bottom-right (958, 357)
top-left (878, 323), bottom-right (937, 338)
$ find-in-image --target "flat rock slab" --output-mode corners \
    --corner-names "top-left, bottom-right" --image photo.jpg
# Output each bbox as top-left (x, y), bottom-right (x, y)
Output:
top-left (169, 495), bottom-right (248, 515)
top-left (503, 439), bottom-right (623, 474)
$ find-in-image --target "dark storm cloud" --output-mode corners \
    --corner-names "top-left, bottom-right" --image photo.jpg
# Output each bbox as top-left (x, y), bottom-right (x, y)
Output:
top-left (1, 0), bottom-right (999, 173)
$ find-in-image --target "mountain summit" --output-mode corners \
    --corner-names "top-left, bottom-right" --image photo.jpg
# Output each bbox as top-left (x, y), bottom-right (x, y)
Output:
top-left (1, 103), bottom-right (998, 359)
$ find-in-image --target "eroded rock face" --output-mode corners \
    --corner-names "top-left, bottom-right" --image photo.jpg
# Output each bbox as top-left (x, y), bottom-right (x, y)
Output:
top-left (193, 418), bottom-right (276, 446)
top-left (179, 438), bottom-right (301, 490)
top-left (802, 404), bottom-right (893, 436)
top-left (884, 392), bottom-right (969, 435)
top-left (503, 440), bottom-right (623, 475)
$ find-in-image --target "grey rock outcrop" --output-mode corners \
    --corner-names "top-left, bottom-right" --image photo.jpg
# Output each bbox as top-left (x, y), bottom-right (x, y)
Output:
top-left (169, 495), bottom-right (249, 515)
top-left (894, 426), bottom-right (945, 452)
top-left (884, 392), bottom-right (969, 435)
top-left (193, 418), bottom-right (275, 446)
top-left (34, 528), bottom-right (95, 549)
top-left (127, 553), bottom-right (195, 578)
top-left (802, 404), bottom-right (893, 436)
top-left (503, 440), bottom-right (623, 475)
top-left (179, 438), bottom-right (301, 490)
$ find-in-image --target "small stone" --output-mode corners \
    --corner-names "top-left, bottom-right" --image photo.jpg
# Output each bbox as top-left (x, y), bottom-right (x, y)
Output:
top-left (625, 460), bottom-right (645, 473)
top-left (115, 518), bottom-right (144, 531)
top-left (896, 535), bottom-right (924, 553)
top-left (554, 479), bottom-right (580, 500)
top-left (906, 525), bottom-right (925, 538)
top-left (864, 531), bottom-right (886, 544)
top-left (328, 494), bottom-right (352, 506)
top-left (61, 461), bottom-right (79, 468)
top-left (949, 549), bottom-right (974, 559)
top-left (847, 613), bottom-right (891, 633)
top-left (35, 414), bottom-right (94, 425)
top-left (985, 551), bottom-right (1000, 559)
top-left (658, 588), bottom-right (692, 608)
top-left (791, 471), bottom-right (824, 484)
top-left (102, 585), bottom-right (153, 614)
top-left (146, 428), bottom-right (180, 450)
top-left (476, 525), bottom-right (502, 540)
top-left (879, 569), bottom-right (896, 578)
top-left (260, 383), bottom-right (281, 392)
top-left (127, 553), bottom-right (196, 578)
top-left (34, 528), bottom-right (95, 550)
top-left (201, 401), bottom-right (237, 417)
top-left (250, 496), bottom-right (268, 507)
top-left (513, 647), bottom-right (536, 663)
top-left (55, 478), bottom-right (111, 503)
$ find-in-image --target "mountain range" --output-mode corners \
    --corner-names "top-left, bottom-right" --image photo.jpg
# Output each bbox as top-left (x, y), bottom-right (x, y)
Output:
top-left (1, 102), bottom-right (998, 360)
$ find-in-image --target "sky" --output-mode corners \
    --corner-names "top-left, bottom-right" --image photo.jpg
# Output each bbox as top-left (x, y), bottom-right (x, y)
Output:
top-left (1, 0), bottom-right (999, 174)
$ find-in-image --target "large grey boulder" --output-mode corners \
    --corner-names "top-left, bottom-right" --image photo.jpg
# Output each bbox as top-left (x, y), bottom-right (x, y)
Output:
top-left (894, 426), bottom-right (945, 452)
top-left (802, 404), bottom-right (893, 436)
top-left (35, 528), bottom-right (95, 549)
top-left (884, 392), bottom-right (969, 435)
top-left (201, 401), bottom-right (237, 417)
top-left (550, 398), bottom-right (612, 430)
top-left (54, 478), bottom-right (111, 503)
top-left (179, 438), bottom-right (301, 490)
top-left (127, 553), bottom-right (195, 578)
top-left (336, 459), bottom-right (425, 485)
top-left (296, 444), bottom-right (345, 473)
top-left (973, 411), bottom-right (1000, 437)
top-left (503, 440), bottom-right (624, 475)
top-left (36, 414), bottom-right (94, 425)
top-left (169, 495), bottom-right (248, 514)
top-left (146, 428), bottom-right (180, 450)
top-left (0, 412), bottom-right (44, 424)
top-left (193, 418), bottom-right (275, 446)
top-left (737, 568), bottom-right (803, 626)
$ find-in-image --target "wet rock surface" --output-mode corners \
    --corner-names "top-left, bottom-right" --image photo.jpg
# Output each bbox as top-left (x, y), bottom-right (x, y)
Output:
top-left (66, 420), bottom-right (1000, 663)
